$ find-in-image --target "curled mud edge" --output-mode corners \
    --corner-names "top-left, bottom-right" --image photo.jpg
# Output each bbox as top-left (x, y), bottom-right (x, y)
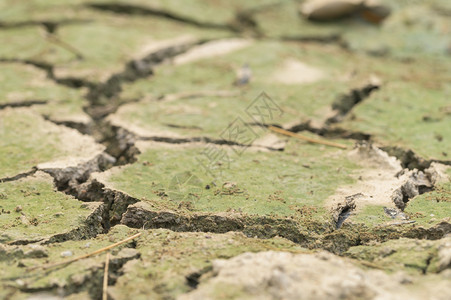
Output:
top-left (328, 142), bottom-right (450, 233)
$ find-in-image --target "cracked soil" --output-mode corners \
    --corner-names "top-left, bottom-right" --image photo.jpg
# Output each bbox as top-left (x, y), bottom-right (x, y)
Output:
top-left (1, 0), bottom-right (450, 299)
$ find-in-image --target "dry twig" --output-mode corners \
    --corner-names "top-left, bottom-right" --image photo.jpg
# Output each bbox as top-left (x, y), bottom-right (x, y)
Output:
top-left (45, 33), bottom-right (84, 59)
top-left (159, 90), bottom-right (239, 102)
top-left (268, 126), bottom-right (347, 149)
top-left (103, 252), bottom-right (110, 300)
top-left (29, 232), bottom-right (142, 271)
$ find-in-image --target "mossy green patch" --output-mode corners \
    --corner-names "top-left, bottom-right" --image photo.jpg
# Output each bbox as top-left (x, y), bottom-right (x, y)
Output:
top-left (0, 172), bottom-right (101, 243)
top-left (45, 16), bottom-right (229, 83)
top-left (116, 41), bottom-right (376, 140)
top-left (0, 27), bottom-right (48, 60)
top-left (103, 140), bottom-right (357, 218)
top-left (0, 62), bottom-right (87, 121)
top-left (113, 79), bottom-right (347, 140)
top-left (1, 109), bottom-right (63, 178)
top-left (116, 39), bottom-right (450, 143)
top-left (338, 81), bottom-right (451, 161)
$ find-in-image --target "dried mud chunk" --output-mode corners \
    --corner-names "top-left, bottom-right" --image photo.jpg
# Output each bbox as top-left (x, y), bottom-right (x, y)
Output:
top-left (348, 141), bottom-right (401, 170)
top-left (425, 163), bottom-right (450, 186)
top-left (361, 0), bottom-right (391, 24)
top-left (437, 238), bottom-right (451, 272)
top-left (300, 0), bottom-right (392, 24)
top-left (300, 0), bottom-right (364, 21)
top-left (392, 170), bottom-right (433, 210)
top-left (179, 250), bottom-right (451, 300)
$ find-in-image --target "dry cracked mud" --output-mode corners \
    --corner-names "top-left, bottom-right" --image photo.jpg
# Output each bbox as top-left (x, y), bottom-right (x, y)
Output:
top-left (1, 0), bottom-right (450, 299)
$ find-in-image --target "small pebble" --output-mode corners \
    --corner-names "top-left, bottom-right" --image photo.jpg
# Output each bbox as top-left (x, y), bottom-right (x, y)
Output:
top-left (60, 250), bottom-right (73, 257)
top-left (15, 205), bottom-right (22, 212)
top-left (15, 279), bottom-right (25, 287)
top-left (235, 63), bottom-right (252, 86)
